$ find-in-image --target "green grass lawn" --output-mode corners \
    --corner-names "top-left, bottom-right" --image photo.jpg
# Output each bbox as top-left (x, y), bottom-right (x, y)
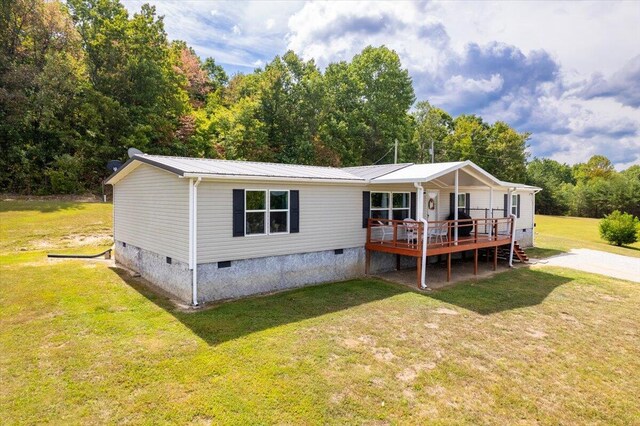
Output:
top-left (1, 200), bottom-right (639, 424)
top-left (530, 214), bottom-right (640, 258)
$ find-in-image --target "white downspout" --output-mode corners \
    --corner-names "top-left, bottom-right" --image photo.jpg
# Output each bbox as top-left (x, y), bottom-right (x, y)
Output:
top-left (415, 182), bottom-right (428, 289)
top-left (190, 177), bottom-right (202, 306)
top-left (509, 213), bottom-right (517, 267)
top-left (453, 169), bottom-right (459, 243)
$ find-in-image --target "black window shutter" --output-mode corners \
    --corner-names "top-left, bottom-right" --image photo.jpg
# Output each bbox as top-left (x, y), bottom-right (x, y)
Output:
top-left (465, 193), bottom-right (471, 215)
top-left (517, 194), bottom-right (521, 218)
top-left (362, 191), bottom-right (370, 228)
top-left (290, 190), bottom-right (300, 233)
top-left (449, 192), bottom-right (455, 216)
top-left (410, 192), bottom-right (417, 219)
top-left (232, 189), bottom-right (245, 237)
top-left (503, 194), bottom-right (508, 217)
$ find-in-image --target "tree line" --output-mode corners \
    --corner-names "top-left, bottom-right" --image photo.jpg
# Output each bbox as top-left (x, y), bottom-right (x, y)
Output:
top-left (1, 0), bottom-right (636, 221)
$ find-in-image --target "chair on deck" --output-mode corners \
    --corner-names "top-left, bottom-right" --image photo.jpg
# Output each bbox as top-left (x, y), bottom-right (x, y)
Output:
top-left (375, 220), bottom-right (393, 242)
top-left (403, 218), bottom-right (419, 245)
top-left (427, 222), bottom-right (448, 245)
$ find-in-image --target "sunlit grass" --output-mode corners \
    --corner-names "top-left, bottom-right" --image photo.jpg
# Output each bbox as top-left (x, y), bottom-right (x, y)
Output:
top-left (1, 200), bottom-right (639, 423)
top-left (531, 214), bottom-right (640, 258)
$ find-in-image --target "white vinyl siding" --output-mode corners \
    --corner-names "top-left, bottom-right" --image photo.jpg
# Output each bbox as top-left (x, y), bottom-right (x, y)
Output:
top-left (113, 163), bottom-right (189, 263)
top-left (197, 181), bottom-right (366, 263)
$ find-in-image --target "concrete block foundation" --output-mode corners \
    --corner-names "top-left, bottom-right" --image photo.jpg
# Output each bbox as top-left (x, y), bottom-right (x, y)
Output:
top-left (115, 241), bottom-right (191, 302)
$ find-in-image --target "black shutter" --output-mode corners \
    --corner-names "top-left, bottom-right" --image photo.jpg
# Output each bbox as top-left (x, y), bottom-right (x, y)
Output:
top-left (290, 190), bottom-right (300, 233)
top-left (362, 191), bottom-right (371, 228)
top-left (517, 194), bottom-right (521, 218)
top-left (503, 194), bottom-right (508, 217)
top-left (410, 192), bottom-right (417, 219)
top-left (465, 193), bottom-right (471, 215)
top-left (449, 193), bottom-right (455, 216)
top-left (232, 189), bottom-right (245, 237)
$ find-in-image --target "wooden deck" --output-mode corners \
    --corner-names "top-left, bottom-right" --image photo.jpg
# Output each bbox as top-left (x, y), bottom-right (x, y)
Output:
top-left (365, 217), bottom-right (515, 287)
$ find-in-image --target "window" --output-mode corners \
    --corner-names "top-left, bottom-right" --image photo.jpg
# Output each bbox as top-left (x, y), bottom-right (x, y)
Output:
top-left (457, 193), bottom-right (467, 210)
top-left (371, 192), bottom-right (390, 219)
top-left (269, 190), bottom-right (288, 233)
top-left (511, 194), bottom-right (518, 216)
top-left (371, 192), bottom-right (410, 220)
top-left (392, 193), bottom-right (410, 220)
top-left (245, 190), bottom-right (289, 235)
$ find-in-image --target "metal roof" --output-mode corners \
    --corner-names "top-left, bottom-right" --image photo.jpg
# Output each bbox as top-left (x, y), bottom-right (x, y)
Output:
top-left (106, 155), bottom-right (366, 184)
top-left (342, 163), bottom-right (413, 179)
top-left (370, 161), bottom-right (468, 183)
top-left (105, 154), bottom-right (540, 191)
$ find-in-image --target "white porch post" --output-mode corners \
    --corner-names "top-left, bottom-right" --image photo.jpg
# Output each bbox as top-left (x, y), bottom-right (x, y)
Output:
top-left (489, 187), bottom-right (493, 239)
top-left (454, 169), bottom-right (459, 243)
top-left (414, 182), bottom-right (428, 289)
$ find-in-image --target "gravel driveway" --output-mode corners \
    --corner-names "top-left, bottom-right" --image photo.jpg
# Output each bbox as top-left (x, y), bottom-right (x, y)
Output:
top-left (536, 248), bottom-right (640, 282)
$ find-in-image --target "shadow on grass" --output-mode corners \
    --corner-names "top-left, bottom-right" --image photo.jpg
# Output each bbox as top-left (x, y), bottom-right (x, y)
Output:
top-left (526, 246), bottom-right (566, 259)
top-left (110, 267), bottom-right (409, 346)
top-left (110, 266), bottom-right (573, 345)
top-left (0, 200), bottom-right (88, 213)
top-left (428, 268), bottom-right (572, 315)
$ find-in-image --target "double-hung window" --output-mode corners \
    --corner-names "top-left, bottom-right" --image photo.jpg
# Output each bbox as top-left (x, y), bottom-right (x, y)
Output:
top-left (370, 192), bottom-right (390, 219)
top-left (371, 192), bottom-right (411, 220)
top-left (511, 193), bottom-right (518, 216)
top-left (245, 190), bottom-right (289, 235)
top-left (392, 193), bottom-right (410, 220)
top-left (457, 193), bottom-right (467, 211)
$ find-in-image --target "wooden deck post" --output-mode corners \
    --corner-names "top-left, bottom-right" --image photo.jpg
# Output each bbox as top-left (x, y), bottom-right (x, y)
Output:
top-left (416, 256), bottom-right (422, 289)
top-left (474, 248), bottom-right (478, 275)
top-left (447, 252), bottom-right (451, 282)
top-left (493, 246), bottom-right (498, 271)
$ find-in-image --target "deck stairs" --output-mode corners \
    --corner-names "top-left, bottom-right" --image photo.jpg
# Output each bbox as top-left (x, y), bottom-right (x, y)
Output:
top-left (497, 242), bottom-right (529, 263)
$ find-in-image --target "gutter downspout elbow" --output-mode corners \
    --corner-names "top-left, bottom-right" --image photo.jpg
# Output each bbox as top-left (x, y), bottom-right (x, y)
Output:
top-left (414, 182), bottom-right (428, 289)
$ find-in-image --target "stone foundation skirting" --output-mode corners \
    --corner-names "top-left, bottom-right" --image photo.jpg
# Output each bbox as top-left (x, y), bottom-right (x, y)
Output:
top-left (115, 241), bottom-right (191, 302)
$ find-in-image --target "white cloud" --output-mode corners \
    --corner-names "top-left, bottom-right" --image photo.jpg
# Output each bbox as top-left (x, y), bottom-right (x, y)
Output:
top-left (232, 24), bottom-right (241, 35)
top-left (266, 18), bottom-right (275, 30)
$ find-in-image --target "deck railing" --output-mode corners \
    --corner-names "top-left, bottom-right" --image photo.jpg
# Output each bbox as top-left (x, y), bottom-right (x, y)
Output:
top-left (367, 216), bottom-right (514, 250)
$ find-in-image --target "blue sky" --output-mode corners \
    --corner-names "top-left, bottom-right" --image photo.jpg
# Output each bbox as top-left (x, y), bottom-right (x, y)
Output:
top-left (121, 0), bottom-right (640, 169)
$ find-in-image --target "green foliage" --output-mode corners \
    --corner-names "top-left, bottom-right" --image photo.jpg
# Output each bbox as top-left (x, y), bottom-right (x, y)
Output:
top-left (599, 210), bottom-right (640, 246)
top-left (45, 154), bottom-right (84, 194)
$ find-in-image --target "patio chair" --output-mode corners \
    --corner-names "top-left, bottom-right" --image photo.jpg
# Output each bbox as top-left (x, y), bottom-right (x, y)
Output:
top-left (375, 220), bottom-right (394, 242)
top-left (427, 222), bottom-right (448, 245)
top-left (403, 218), bottom-right (419, 245)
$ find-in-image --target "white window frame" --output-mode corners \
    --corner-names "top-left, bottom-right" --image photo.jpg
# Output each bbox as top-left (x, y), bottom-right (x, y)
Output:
top-left (268, 190), bottom-right (290, 234)
top-left (244, 189), bottom-right (290, 236)
top-left (457, 193), bottom-right (467, 210)
top-left (371, 191), bottom-right (411, 220)
top-left (511, 193), bottom-right (518, 216)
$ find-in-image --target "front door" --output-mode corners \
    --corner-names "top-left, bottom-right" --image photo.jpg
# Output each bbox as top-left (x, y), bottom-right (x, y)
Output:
top-left (425, 190), bottom-right (439, 221)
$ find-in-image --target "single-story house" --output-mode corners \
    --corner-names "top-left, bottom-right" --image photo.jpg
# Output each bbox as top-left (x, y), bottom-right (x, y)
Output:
top-left (105, 155), bottom-right (540, 305)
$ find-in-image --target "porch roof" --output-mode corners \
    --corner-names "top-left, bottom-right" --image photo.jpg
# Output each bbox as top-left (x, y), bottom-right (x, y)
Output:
top-left (369, 160), bottom-right (540, 191)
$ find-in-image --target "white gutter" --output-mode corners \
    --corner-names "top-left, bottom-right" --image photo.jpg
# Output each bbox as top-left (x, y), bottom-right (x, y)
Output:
top-left (414, 182), bottom-right (428, 289)
top-left (181, 173), bottom-right (366, 185)
top-left (189, 177), bottom-right (202, 306)
top-left (509, 213), bottom-right (517, 267)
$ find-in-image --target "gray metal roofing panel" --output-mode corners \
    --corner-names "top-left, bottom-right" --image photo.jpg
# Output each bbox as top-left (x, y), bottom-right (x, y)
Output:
top-left (342, 163), bottom-right (413, 179)
top-left (134, 155), bottom-right (365, 181)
